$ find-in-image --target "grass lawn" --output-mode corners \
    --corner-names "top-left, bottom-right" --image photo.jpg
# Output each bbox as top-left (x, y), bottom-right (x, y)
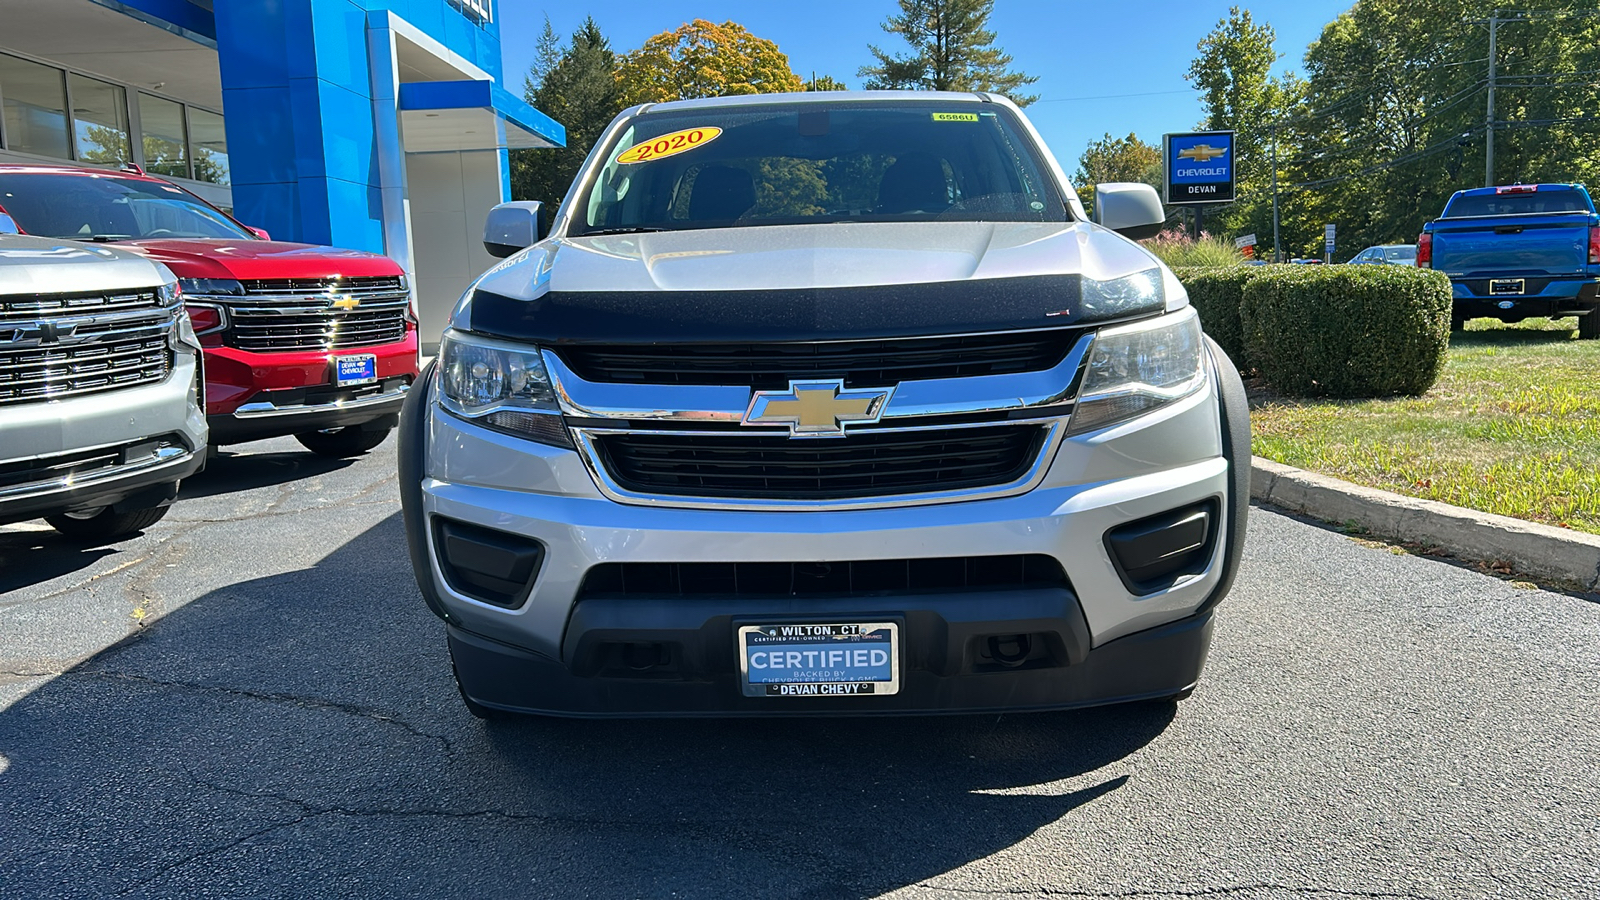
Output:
top-left (1249, 317), bottom-right (1600, 535)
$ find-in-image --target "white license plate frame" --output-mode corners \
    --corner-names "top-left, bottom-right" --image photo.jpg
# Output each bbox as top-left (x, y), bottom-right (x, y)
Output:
top-left (737, 621), bottom-right (900, 698)
top-left (334, 353), bottom-right (378, 386)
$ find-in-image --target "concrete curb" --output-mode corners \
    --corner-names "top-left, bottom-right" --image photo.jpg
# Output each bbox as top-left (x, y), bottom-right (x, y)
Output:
top-left (1250, 456), bottom-right (1600, 592)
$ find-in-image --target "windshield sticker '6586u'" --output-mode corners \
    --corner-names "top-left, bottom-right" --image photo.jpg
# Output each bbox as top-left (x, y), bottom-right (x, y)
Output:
top-left (615, 127), bottom-right (723, 164)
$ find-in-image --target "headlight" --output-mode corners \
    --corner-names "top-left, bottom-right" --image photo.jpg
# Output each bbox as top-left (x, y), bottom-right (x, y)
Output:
top-left (1068, 307), bottom-right (1206, 435)
top-left (437, 329), bottom-right (571, 447)
top-left (1080, 268), bottom-right (1164, 320)
top-left (178, 277), bottom-right (244, 297)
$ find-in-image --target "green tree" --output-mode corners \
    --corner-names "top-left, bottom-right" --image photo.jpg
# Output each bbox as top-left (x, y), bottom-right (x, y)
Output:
top-left (1072, 132), bottom-right (1162, 216)
top-left (1185, 6), bottom-right (1304, 250)
top-left (858, 0), bottom-right (1038, 105)
top-left (616, 19), bottom-right (803, 106)
top-left (1285, 0), bottom-right (1600, 256)
top-left (511, 17), bottom-right (625, 212)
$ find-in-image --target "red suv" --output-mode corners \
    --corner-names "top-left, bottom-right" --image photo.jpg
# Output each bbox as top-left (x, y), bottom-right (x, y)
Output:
top-left (0, 165), bottom-right (418, 457)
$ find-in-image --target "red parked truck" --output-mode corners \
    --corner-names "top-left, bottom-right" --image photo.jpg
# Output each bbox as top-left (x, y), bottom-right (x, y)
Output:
top-left (0, 164), bottom-right (419, 456)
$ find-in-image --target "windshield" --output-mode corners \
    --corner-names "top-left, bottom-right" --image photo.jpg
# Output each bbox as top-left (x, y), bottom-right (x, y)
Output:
top-left (0, 172), bottom-right (254, 241)
top-left (571, 101), bottom-right (1069, 236)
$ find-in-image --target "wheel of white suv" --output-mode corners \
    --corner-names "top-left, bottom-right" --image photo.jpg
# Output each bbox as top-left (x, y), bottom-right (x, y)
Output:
top-left (295, 426), bottom-right (391, 458)
top-left (44, 505), bottom-right (170, 540)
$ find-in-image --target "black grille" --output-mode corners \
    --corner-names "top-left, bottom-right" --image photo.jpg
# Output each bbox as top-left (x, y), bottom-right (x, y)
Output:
top-left (558, 330), bottom-right (1081, 388)
top-left (0, 311), bottom-right (173, 406)
top-left (595, 425), bottom-right (1046, 500)
top-left (579, 555), bottom-right (1068, 598)
top-left (211, 276), bottom-right (409, 352)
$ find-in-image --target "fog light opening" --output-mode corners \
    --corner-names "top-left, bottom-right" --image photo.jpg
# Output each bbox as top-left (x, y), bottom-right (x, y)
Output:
top-left (988, 634), bottom-right (1033, 668)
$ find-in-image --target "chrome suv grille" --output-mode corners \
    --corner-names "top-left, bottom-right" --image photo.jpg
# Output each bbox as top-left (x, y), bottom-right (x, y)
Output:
top-left (557, 330), bottom-right (1082, 388)
top-left (0, 289), bottom-right (175, 406)
top-left (593, 425), bottom-right (1047, 501)
top-left (222, 276), bottom-right (409, 352)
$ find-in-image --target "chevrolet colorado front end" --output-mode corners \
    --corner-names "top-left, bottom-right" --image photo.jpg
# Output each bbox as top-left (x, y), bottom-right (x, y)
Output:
top-left (400, 92), bottom-right (1250, 717)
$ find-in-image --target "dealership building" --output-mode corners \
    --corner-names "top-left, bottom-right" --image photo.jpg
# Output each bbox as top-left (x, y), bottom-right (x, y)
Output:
top-left (0, 0), bottom-right (564, 342)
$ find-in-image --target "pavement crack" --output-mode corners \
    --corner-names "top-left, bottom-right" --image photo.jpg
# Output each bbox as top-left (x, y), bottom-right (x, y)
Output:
top-left (111, 814), bottom-right (310, 896)
top-left (70, 669), bottom-right (457, 757)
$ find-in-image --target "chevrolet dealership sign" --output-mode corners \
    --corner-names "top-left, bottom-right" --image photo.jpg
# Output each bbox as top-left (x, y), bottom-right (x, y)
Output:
top-left (1164, 131), bottom-right (1236, 205)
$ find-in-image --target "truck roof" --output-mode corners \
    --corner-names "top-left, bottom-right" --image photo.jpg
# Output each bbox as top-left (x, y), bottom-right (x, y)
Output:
top-left (1452, 183), bottom-right (1585, 197)
top-left (637, 90), bottom-right (997, 115)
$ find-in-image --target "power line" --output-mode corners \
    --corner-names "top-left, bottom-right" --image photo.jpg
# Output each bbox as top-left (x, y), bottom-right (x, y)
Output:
top-left (1032, 88), bottom-right (1194, 103)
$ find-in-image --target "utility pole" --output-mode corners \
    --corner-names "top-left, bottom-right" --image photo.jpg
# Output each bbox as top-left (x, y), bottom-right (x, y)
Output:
top-left (1486, 9), bottom-right (1498, 186)
top-left (1271, 120), bottom-right (1282, 263)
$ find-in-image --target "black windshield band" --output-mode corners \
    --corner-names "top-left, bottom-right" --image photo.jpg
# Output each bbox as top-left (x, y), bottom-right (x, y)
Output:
top-left (468, 276), bottom-right (1088, 344)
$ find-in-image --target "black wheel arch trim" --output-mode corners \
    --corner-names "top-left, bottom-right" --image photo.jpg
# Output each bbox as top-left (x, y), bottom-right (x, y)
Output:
top-left (398, 359), bottom-right (454, 624)
top-left (1199, 334), bottom-right (1250, 614)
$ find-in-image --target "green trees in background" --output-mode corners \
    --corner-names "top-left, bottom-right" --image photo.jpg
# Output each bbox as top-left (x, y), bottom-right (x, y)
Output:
top-left (858, 0), bottom-right (1038, 105)
top-left (1072, 132), bottom-right (1162, 217)
top-left (511, 17), bottom-right (623, 213)
top-left (1179, 0), bottom-right (1600, 260)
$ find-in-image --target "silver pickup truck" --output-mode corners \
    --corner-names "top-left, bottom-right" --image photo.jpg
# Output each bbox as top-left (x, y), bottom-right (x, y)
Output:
top-left (400, 92), bottom-right (1250, 718)
top-left (0, 233), bottom-right (206, 539)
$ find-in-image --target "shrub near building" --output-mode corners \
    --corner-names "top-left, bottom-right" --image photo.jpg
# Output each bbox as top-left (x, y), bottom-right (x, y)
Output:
top-left (1239, 266), bottom-right (1453, 398)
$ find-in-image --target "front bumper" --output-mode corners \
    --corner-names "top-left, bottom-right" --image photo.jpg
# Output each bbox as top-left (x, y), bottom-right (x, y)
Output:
top-left (402, 345), bottom-right (1248, 714)
top-left (449, 604), bottom-right (1214, 718)
top-left (201, 328), bottom-right (418, 444)
top-left (0, 349), bottom-right (206, 524)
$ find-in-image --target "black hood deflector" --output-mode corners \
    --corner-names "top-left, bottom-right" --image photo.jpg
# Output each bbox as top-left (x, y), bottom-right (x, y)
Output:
top-left (468, 275), bottom-right (1087, 344)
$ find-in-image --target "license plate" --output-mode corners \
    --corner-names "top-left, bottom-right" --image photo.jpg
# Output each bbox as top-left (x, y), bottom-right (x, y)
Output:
top-left (1490, 279), bottom-right (1525, 295)
top-left (334, 354), bottom-right (377, 386)
top-left (738, 622), bottom-right (899, 698)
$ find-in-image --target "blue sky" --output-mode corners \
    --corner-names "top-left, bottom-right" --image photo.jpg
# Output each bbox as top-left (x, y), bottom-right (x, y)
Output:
top-left (499, 1), bottom-right (1354, 175)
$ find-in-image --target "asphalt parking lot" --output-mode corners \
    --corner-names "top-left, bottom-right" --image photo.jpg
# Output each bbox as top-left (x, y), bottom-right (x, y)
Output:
top-left (1, 436), bottom-right (1597, 899)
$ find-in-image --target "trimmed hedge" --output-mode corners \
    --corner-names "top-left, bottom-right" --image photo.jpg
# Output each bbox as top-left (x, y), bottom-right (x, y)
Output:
top-left (1238, 266), bottom-right (1453, 398)
top-left (1172, 265), bottom-right (1260, 368)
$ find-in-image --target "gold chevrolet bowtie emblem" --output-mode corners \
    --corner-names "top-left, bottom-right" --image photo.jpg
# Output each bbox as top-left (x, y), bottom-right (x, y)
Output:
top-left (1178, 144), bottom-right (1227, 162)
top-left (330, 295), bottom-right (360, 310)
top-left (743, 380), bottom-right (895, 438)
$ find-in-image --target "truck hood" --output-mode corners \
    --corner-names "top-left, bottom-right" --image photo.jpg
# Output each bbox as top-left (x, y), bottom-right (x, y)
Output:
top-left (468, 222), bottom-right (1173, 343)
top-left (0, 235), bottom-right (170, 295)
top-left (118, 239), bottom-right (403, 281)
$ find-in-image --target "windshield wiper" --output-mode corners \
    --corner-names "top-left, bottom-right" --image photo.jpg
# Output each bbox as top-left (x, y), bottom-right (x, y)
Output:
top-left (577, 226), bottom-right (669, 237)
top-left (82, 235), bottom-right (132, 242)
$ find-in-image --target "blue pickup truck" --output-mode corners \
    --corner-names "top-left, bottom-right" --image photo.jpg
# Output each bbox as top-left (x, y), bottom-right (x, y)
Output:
top-left (1418, 183), bottom-right (1600, 338)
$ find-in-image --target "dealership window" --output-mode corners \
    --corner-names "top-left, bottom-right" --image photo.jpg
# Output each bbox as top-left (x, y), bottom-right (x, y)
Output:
top-left (138, 93), bottom-right (188, 178)
top-left (0, 53), bottom-right (71, 160)
top-left (69, 73), bottom-right (131, 164)
top-left (187, 107), bottom-right (229, 185)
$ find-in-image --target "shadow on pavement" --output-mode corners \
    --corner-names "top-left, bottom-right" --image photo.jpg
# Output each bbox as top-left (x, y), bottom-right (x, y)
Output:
top-left (0, 529), bottom-right (118, 593)
top-left (177, 449), bottom-right (358, 501)
top-left (0, 512), bottom-right (1176, 898)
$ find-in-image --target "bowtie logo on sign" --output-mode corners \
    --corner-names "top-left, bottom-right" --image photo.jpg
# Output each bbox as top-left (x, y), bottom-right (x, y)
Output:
top-left (1164, 131), bottom-right (1237, 205)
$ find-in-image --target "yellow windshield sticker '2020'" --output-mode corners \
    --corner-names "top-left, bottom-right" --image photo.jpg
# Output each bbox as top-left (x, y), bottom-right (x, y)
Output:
top-left (616, 127), bottom-right (723, 164)
top-left (932, 112), bottom-right (979, 122)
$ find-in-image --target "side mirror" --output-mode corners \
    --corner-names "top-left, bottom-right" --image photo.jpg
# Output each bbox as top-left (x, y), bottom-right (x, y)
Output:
top-left (484, 201), bottom-right (545, 258)
top-left (248, 226), bottom-right (271, 241)
top-left (1093, 183), bottom-right (1166, 241)
top-left (0, 211), bottom-right (17, 235)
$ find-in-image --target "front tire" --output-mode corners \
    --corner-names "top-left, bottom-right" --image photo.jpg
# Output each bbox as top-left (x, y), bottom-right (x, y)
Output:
top-left (295, 425), bottom-right (391, 458)
top-left (45, 504), bottom-right (170, 540)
